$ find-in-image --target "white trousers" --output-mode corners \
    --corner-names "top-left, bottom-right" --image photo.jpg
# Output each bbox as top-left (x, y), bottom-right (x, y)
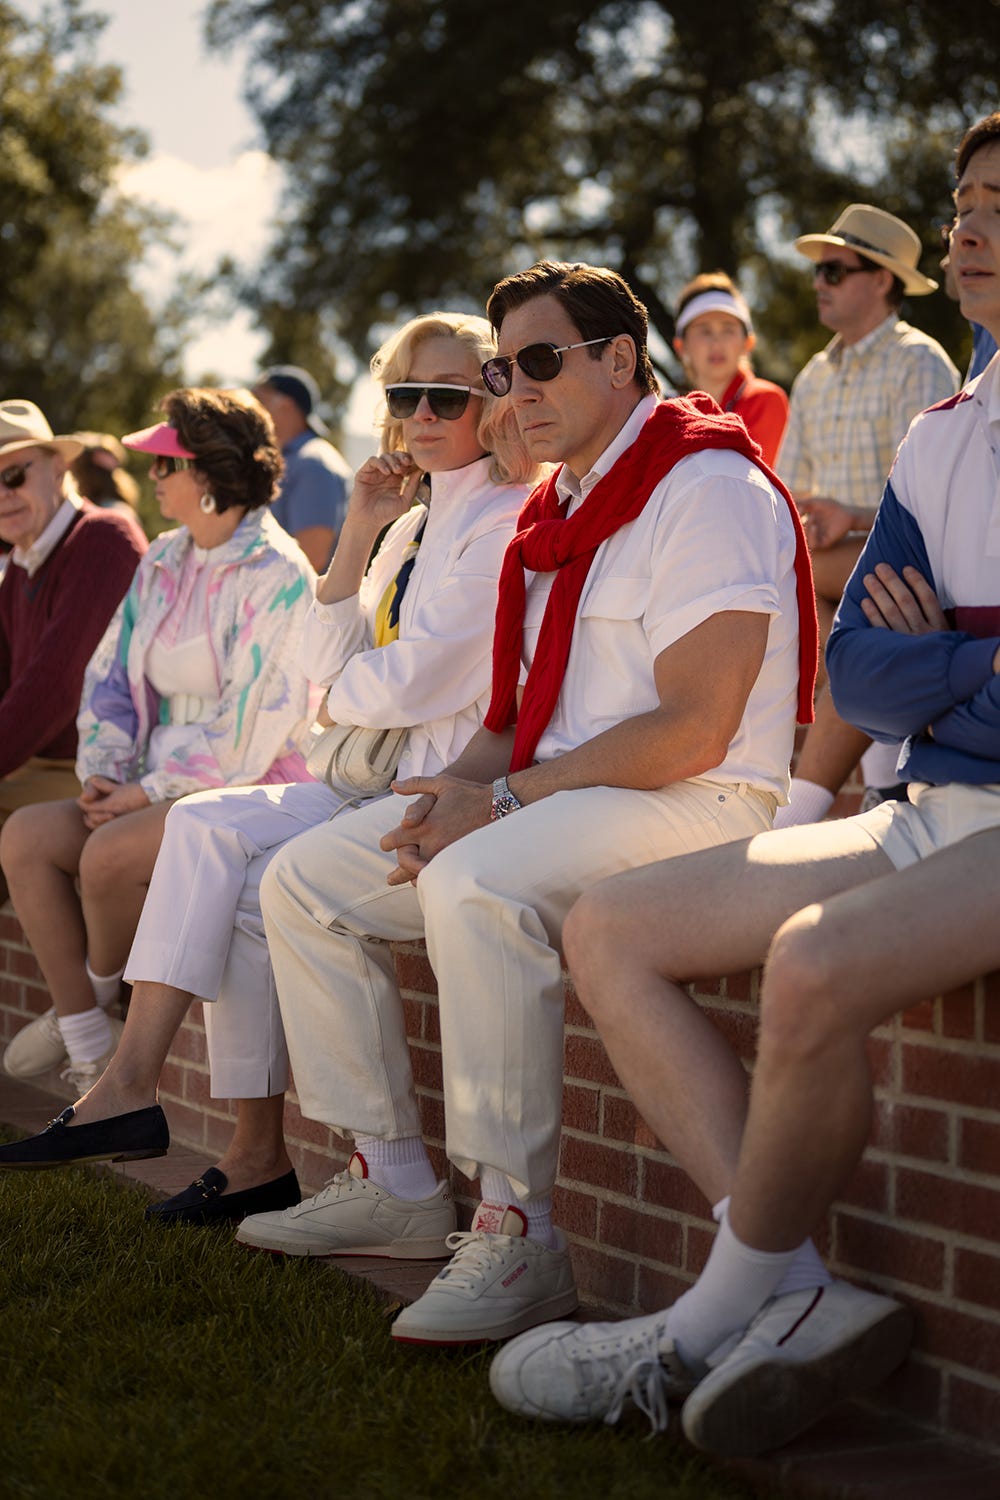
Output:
top-left (126, 780), bottom-right (377, 1098)
top-left (261, 778), bottom-right (774, 1200)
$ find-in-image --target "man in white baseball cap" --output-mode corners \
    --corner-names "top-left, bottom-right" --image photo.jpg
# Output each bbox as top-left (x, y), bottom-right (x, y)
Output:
top-left (0, 400), bottom-right (146, 904)
top-left (774, 204), bottom-right (959, 827)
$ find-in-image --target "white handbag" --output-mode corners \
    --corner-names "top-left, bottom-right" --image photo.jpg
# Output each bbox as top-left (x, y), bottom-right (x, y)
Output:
top-left (305, 721), bottom-right (408, 795)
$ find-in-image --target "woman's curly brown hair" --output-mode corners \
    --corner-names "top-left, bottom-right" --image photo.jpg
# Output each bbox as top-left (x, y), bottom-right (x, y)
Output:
top-left (162, 387), bottom-right (284, 514)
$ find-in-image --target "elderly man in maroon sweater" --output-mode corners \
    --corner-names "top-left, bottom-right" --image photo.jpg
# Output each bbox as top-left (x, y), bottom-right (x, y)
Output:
top-left (0, 400), bottom-right (146, 905)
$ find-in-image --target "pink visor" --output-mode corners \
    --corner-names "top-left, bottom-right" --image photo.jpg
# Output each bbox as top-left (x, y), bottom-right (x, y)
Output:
top-left (120, 421), bottom-right (196, 459)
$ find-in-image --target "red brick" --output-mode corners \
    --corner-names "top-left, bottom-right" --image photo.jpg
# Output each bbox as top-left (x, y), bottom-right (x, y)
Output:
top-left (866, 1034), bottom-right (894, 1088)
top-left (636, 1264), bottom-right (694, 1312)
top-left (170, 1021), bottom-right (208, 1064)
top-left (558, 1134), bottom-right (637, 1196)
top-left (408, 1042), bottom-right (443, 1090)
top-left (563, 1033), bottom-right (620, 1089)
top-left (600, 1092), bottom-right (642, 1144)
top-left (162, 1100), bottom-right (208, 1150)
top-left (416, 1094), bottom-right (445, 1143)
top-left (958, 1119), bottom-right (1000, 1179)
top-left (705, 1006), bottom-right (758, 1062)
top-left (684, 1221), bottom-right (716, 1273)
top-left (941, 984), bottom-right (978, 1040)
top-left (5, 948), bottom-right (43, 980)
top-left (833, 1211), bottom-right (946, 1292)
top-left (723, 970), bottom-right (757, 1002)
top-left (945, 1372), bottom-right (1000, 1443)
top-left (401, 995), bottom-right (425, 1040)
top-left (687, 977), bottom-right (724, 1000)
top-left (896, 1166), bottom-right (1000, 1242)
top-left (563, 987), bottom-right (592, 1029)
top-left (901, 998), bottom-right (937, 1032)
top-left (562, 1082), bottom-right (600, 1133)
top-left (393, 948), bottom-right (436, 994)
top-left (642, 1159), bottom-right (710, 1217)
top-left (913, 1295), bottom-right (1000, 1376)
top-left (157, 1060), bottom-right (186, 1100)
top-left (902, 1043), bottom-right (1000, 1111)
top-left (552, 1184), bottom-right (599, 1240)
top-left (871, 1100), bottom-right (950, 1163)
top-left (983, 976), bottom-right (1000, 1041)
top-left (599, 1201), bottom-right (683, 1264)
top-left (290, 1142), bottom-right (347, 1194)
top-left (571, 1242), bottom-right (638, 1309)
top-left (182, 1066), bottom-right (215, 1106)
top-left (954, 1247), bottom-right (1000, 1315)
top-left (283, 1102), bottom-right (347, 1150)
top-left (832, 1157), bottom-right (890, 1216)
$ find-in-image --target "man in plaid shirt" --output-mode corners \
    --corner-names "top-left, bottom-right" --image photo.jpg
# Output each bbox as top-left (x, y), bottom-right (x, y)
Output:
top-left (774, 203), bottom-right (958, 827)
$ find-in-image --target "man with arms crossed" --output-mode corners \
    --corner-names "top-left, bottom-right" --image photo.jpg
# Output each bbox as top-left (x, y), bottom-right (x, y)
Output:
top-left (490, 115), bottom-right (1000, 1455)
top-left (242, 261), bottom-right (814, 1345)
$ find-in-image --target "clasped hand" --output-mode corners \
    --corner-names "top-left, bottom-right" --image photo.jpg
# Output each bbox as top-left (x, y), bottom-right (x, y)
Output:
top-left (77, 776), bottom-right (150, 830)
top-left (861, 563), bottom-right (948, 635)
top-left (379, 773), bottom-right (493, 885)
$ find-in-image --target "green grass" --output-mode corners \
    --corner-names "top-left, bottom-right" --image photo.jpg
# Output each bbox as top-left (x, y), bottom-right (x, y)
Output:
top-left (0, 1141), bottom-right (772, 1500)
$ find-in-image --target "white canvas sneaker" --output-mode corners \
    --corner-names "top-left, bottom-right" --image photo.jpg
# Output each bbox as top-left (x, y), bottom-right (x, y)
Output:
top-left (3, 1008), bottom-right (68, 1078)
top-left (235, 1152), bottom-right (456, 1258)
top-left (489, 1309), bottom-right (698, 1429)
top-left (681, 1280), bottom-right (914, 1457)
top-left (390, 1201), bottom-right (579, 1346)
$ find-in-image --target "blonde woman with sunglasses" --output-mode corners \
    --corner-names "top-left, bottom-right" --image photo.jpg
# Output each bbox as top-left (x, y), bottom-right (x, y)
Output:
top-left (0, 314), bottom-right (542, 1222)
top-left (1, 387), bottom-right (314, 1095)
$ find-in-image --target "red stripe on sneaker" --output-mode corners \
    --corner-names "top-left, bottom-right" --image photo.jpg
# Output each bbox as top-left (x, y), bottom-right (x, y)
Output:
top-left (776, 1287), bottom-right (825, 1346)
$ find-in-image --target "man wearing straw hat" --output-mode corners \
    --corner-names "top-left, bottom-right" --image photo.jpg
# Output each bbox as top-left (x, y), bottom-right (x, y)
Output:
top-left (0, 400), bottom-right (146, 904)
top-left (775, 204), bottom-right (958, 827)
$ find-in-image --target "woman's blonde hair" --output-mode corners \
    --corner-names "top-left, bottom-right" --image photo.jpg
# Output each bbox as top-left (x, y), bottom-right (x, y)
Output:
top-left (370, 312), bottom-right (540, 486)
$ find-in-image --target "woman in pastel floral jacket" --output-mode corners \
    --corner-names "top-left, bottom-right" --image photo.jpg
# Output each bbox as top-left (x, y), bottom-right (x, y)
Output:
top-left (0, 387), bottom-right (314, 1092)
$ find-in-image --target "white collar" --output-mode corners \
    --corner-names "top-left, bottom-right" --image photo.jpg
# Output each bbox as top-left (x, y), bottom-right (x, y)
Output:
top-left (10, 493), bottom-right (82, 578)
top-left (556, 394), bottom-right (658, 505)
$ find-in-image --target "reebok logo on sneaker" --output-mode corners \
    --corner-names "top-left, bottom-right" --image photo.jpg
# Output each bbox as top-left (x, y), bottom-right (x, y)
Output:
top-left (502, 1262), bottom-right (528, 1288)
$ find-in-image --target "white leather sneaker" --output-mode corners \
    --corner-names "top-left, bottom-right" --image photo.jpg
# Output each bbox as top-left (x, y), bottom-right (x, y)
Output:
top-left (391, 1201), bottom-right (579, 1346)
top-left (489, 1309), bottom-right (698, 1428)
top-left (235, 1152), bottom-right (456, 1258)
top-left (681, 1280), bottom-right (913, 1456)
top-left (3, 1008), bottom-right (68, 1078)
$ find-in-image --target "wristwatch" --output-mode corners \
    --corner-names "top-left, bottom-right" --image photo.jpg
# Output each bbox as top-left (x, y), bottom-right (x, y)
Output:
top-left (491, 775), bottom-right (522, 820)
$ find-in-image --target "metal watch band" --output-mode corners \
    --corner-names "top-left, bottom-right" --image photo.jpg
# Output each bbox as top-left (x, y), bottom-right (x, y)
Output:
top-left (490, 775), bottom-right (522, 820)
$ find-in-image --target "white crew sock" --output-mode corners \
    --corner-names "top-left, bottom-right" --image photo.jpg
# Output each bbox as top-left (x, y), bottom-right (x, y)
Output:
top-left (85, 958), bottom-right (125, 1011)
top-left (479, 1166), bottom-right (556, 1247)
top-left (669, 1209), bottom-right (801, 1369)
top-left (860, 740), bottom-right (902, 788)
top-left (773, 777), bottom-right (835, 829)
top-left (352, 1134), bottom-right (439, 1201)
top-left (58, 1006), bottom-right (115, 1067)
top-left (712, 1196), bottom-right (831, 1300)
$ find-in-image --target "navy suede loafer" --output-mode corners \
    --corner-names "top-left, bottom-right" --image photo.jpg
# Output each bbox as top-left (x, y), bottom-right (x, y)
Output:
top-left (145, 1166), bottom-right (301, 1225)
top-left (0, 1104), bottom-right (169, 1170)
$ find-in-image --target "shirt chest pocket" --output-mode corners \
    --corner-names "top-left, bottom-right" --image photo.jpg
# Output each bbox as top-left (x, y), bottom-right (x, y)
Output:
top-left (577, 575), bottom-right (657, 720)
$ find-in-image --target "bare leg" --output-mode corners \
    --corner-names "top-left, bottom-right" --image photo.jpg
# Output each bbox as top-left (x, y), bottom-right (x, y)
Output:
top-left (792, 689), bottom-right (871, 796)
top-left (80, 800), bottom-right (177, 976)
top-left (730, 828), bottom-right (1000, 1252)
top-left (214, 1095), bottom-right (293, 1191)
top-left (70, 979), bottom-right (192, 1121)
top-left (564, 821), bottom-right (894, 1206)
top-left (1, 799), bottom-right (93, 1014)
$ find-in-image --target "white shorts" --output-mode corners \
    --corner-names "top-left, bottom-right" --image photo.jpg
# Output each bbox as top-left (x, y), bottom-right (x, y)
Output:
top-left (852, 781), bottom-right (1000, 871)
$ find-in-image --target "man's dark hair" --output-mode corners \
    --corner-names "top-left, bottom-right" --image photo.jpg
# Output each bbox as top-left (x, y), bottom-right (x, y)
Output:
top-left (486, 261), bottom-right (659, 397)
top-left (956, 112), bottom-right (1000, 179)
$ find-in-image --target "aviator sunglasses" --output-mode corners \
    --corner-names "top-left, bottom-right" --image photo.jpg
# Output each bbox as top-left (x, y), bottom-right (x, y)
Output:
top-left (385, 384), bottom-right (486, 421)
top-left (812, 259), bottom-right (882, 287)
top-left (150, 455), bottom-right (193, 479)
top-left (481, 336), bottom-right (622, 397)
top-left (0, 460), bottom-right (35, 490)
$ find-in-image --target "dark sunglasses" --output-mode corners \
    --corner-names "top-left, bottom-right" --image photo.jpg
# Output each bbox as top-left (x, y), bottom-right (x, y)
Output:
top-left (385, 384), bottom-right (486, 421)
top-left (812, 259), bottom-right (882, 287)
top-left (150, 455), bottom-right (193, 479)
top-left (0, 460), bottom-right (34, 490)
top-left (481, 336), bottom-right (622, 397)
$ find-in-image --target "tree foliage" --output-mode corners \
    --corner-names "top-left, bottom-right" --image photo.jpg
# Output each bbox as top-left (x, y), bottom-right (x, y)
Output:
top-left (207, 0), bottom-right (998, 390)
top-left (0, 0), bottom-right (185, 434)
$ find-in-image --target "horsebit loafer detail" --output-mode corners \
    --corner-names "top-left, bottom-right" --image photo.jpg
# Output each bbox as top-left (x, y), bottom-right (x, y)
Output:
top-left (0, 1104), bottom-right (169, 1169)
top-left (145, 1166), bottom-right (301, 1225)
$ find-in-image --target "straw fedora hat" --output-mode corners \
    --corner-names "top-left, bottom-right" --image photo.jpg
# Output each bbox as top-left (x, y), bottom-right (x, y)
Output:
top-left (0, 399), bottom-right (84, 462)
top-left (795, 204), bottom-right (938, 296)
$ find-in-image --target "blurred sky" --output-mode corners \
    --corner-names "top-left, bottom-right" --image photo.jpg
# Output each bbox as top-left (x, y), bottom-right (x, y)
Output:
top-left (84, 0), bottom-right (379, 455)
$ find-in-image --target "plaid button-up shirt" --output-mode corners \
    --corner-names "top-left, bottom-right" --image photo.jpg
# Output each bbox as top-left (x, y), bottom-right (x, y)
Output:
top-left (777, 316), bottom-right (959, 512)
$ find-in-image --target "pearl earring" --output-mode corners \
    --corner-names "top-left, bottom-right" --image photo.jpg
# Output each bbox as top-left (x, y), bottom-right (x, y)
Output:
top-left (199, 492), bottom-right (217, 515)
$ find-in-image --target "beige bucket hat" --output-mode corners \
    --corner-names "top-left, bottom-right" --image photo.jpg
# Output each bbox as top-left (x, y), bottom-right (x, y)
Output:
top-left (0, 400), bottom-right (84, 462)
top-left (795, 204), bottom-right (938, 296)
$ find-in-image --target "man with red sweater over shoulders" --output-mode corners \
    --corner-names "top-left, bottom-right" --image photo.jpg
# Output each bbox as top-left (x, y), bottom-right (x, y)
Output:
top-left (242, 261), bottom-right (815, 1346)
top-left (0, 400), bottom-right (146, 903)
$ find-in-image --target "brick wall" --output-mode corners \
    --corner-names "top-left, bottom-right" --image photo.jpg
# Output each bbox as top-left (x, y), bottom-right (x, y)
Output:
top-left (2, 904), bottom-right (998, 1453)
